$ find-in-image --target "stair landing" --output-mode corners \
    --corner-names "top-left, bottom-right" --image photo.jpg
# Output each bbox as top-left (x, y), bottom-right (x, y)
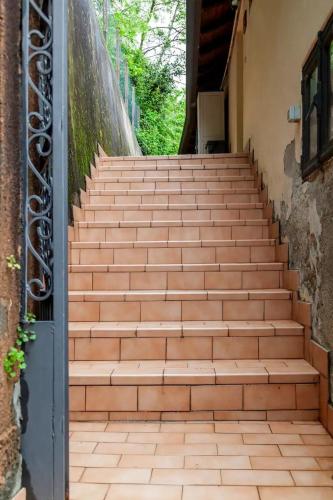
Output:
top-left (69, 420), bottom-right (333, 500)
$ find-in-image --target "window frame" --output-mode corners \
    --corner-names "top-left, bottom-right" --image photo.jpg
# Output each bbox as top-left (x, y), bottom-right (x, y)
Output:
top-left (302, 14), bottom-right (333, 178)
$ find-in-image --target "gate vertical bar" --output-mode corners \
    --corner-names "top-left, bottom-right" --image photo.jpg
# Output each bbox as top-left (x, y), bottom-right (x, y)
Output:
top-left (53, 0), bottom-right (69, 498)
top-left (21, 0), bottom-right (68, 498)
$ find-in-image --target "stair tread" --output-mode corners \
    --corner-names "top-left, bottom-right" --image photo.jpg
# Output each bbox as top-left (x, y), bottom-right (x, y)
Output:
top-left (70, 239), bottom-right (276, 248)
top-left (94, 176), bottom-right (254, 182)
top-left (77, 219), bottom-right (269, 227)
top-left (82, 203), bottom-right (264, 210)
top-left (96, 164), bottom-right (250, 171)
top-left (69, 358), bottom-right (318, 386)
top-left (88, 189), bottom-right (259, 194)
top-left (69, 289), bottom-right (292, 301)
top-left (69, 262), bottom-right (283, 272)
top-left (69, 319), bottom-right (303, 332)
top-left (100, 153), bottom-right (249, 159)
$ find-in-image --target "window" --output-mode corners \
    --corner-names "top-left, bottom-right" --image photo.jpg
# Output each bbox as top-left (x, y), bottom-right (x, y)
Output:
top-left (302, 14), bottom-right (333, 177)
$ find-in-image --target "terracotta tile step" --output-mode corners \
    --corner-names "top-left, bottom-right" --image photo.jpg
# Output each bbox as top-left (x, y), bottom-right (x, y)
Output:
top-left (69, 289), bottom-right (292, 302)
top-left (82, 201), bottom-right (264, 209)
top-left (92, 174), bottom-right (253, 181)
top-left (68, 290), bottom-right (293, 322)
top-left (69, 262), bottom-right (283, 272)
top-left (76, 219), bottom-right (269, 228)
top-left (69, 240), bottom-right (276, 265)
top-left (70, 239), bottom-right (276, 249)
top-left (99, 158), bottom-right (250, 167)
top-left (81, 205), bottom-right (264, 216)
top-left (90, 176), bottom-right (256, 188)
top-left (87, 191), bottom-right (261, 203)
top-left (95, 164), bottom-right (251, 172)
top-left (95, 168), bottom-right (252, 178)
top-left (68, 321), bottom-right (304, 360)
top-left (68, 320), bottom-right (303, 339)
top-left (75, 221), bottom-right (270, 243)
top-left (69, 360), bottom-right (319, 417)
top-left (80, 208), bottom-right (264, 223)
top-left (87, 187), bottom-right (260, 196)
top-left (69, 335), bottom-right (304, 361)
top-left (69, 359), bottom-right (318, 386)
top-left (100, 152), bottom-right (249, 162)
top-left (93, 172), bottom-right (253, 183)
top-left (70, 408), bottom-right (320, 421)
top-left (68, 265), bottom-right (284, 291)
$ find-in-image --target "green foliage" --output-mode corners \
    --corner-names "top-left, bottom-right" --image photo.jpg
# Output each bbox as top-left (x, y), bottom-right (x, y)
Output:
top-left (93, 0), bottom-right (186, 155)
top-left (137, 87), bottom-right (185, 156)
top-left (3, 348), bottom-right (26, 379)
top-left (3, 313), bottom-right (37, 380)
top-left (6, 255), bottom-right (21, 271)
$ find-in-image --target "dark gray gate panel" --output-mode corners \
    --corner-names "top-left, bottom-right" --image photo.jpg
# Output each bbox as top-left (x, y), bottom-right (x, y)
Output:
top-left (21, 0), bottom-right (68, 498)
top-left (21, 323), bottom-right (55, 500)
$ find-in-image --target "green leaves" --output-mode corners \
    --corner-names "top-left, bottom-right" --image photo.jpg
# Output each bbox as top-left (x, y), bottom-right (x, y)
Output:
top-left (3, 312), bottom-right (37, 380)
top-left (3, 347), bottom-right (26, 379)
top-left (94, 0), bottom-right (186, 155)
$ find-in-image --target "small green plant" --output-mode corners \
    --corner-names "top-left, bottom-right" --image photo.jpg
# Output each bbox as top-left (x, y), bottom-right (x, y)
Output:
top-left (3, 347), bottom-right (26, 379)
top-left (3, 313), bottom-right (37, 379)
top-left (6, 255), bottom-right (21, 271)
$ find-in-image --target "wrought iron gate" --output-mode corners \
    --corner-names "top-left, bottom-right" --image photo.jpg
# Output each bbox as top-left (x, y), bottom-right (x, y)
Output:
top-left (21, 0), bottom-right (68, 498)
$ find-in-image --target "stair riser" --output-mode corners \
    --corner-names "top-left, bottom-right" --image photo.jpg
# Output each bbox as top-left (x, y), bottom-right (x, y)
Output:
top-left (99, 158), bottom-right (249, 166)
top-left (88, 195), bottom-right (260, 204)
top-left (69, 246), bottom-right (276, 265)
top-left (82, 193), bottom-right (263, 203)
top-left (99, 155), bottom-right (249, 165)
top-left (69, 336), bottom-right (304, 361)
top-left (94, 166), bottom-right (251, 175)
top-left (76, 226), bottom-right (270, 242)
top-left (69, 270), bottom-right (283, 291)
top-left (68, 298), bottom-right (292, 322)
top-left (70, 409), bottom-right (320, 422)
top-left (86, 194), bottom-right (260, 204)
top-left (69, 383), bottom-right (318, 416)
top-left (93, 171), bottom-right (253, 180)
top-left (89, 176), bottom-right (257, 190)
top-left (82, 209), bottom-right (264, 223)
top-left (91, 180), bottom-right (256, 190)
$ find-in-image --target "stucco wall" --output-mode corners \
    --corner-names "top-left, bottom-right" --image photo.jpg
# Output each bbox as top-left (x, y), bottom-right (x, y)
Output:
top-left (227, 0), bottom-right (333, 377)
top-left (228, 30), bottom-right (243, 152)
top-left (0, 1), bottom-right (22, 498)
top-left (240, 0), bottom-right (332, 206)
top-left (68, 0), bottom-right (141, 208)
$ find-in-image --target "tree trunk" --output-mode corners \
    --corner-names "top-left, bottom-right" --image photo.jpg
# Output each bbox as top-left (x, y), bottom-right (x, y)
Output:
top-left (139, 0), bottom-right (156, 50)
top-left (157, 0), bottom-right (181, 66)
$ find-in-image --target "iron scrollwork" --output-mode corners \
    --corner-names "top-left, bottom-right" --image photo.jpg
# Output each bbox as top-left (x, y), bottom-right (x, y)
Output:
top-left (25, 0), bottom-right (54, 308)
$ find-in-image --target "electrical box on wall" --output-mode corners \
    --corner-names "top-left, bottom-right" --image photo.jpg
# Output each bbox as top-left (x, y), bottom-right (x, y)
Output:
top-left (197, 91), bottom-right (225, 154)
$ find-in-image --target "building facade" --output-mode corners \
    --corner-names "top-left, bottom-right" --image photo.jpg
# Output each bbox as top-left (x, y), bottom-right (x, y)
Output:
top-left (225, 0), bottom-right (333, 396)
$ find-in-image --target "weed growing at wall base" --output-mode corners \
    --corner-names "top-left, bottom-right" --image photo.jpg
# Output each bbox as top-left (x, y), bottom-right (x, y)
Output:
top-left (3, 314), bottom-right (37, 380)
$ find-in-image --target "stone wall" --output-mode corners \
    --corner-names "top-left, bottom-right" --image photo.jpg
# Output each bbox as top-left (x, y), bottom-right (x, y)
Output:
top-left (280, 147), bottom-right (333, 365)
top-left (0, 1), bottom-right (23, 498)
top-left (68, 0), bottom-right (141, 209)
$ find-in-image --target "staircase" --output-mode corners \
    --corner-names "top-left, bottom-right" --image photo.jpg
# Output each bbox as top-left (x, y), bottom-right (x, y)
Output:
top-left (68, 153), bottom-right (319, 422)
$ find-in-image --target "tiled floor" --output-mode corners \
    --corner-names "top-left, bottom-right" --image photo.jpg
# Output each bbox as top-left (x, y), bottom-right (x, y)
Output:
top-left (69, 420), bottom-right (333, 499)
